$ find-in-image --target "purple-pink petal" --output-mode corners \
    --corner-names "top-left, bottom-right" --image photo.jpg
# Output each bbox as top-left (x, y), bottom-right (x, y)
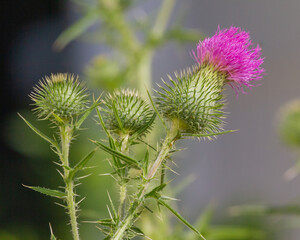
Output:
top-left (195, 26), bottom-right (264, 93)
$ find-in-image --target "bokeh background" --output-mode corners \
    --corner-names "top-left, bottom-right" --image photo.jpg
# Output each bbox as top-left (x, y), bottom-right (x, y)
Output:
top-left (2, 0), bottom-right (300, 239)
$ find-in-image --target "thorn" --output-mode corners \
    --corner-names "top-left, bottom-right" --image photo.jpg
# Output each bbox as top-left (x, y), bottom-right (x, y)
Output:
top-left (76, 173), bottom-right (92, 180)
top-left (54, 202), bottom-right (67, 209)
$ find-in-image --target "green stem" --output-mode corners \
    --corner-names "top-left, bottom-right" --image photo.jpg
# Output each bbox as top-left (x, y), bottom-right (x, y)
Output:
top-left (111, 124), bottom-right (180, 240)
top-left (137, 52), bottom-right (152, 97)
top-left (118, 134), bottom-right (129, 220)
top-left (137, 0), bottom-right (176, 97)
top-left (66, 180), bottom-right (80, 240)
top-left (151, 0), bottom-right (176, 39)
top-left (60, 126), bottom-right (80, 240)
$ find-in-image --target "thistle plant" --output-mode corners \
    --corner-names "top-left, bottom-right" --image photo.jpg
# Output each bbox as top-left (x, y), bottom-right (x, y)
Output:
top-left (20, 73), bottom-right (99, 240)
top-left (21, 26), bottom-right (264, 240)
top-left (93, 26), bottom-right (264, 240)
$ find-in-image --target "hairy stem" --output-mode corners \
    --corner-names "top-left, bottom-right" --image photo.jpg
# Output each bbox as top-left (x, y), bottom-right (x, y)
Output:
top-left (111, 124), bottom-right (180, 240)
top-left (60, 126), bottom-right (80, 240)
top-left (118, 134), bottom-right (129, 220)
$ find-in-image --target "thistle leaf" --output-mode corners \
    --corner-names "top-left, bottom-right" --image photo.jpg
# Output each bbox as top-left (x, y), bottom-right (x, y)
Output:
top-left (182, 130), bottom-right (237, 138)
top-left (76, 96), bottom-right (101, 129)
top-left (146, 88), bottom-right (167, 130)
top-left (158, 199), bottom-right (206, 240)
top-left (107, 191), bottom-right (118, 220)
top-left (18, 113), bottom-right (60, 150)
top-left (108, 136), bottom-right (123, 176)
top-left (23, 185), bottom-right (66, 199)
top-left (93, 140), bottom-right (141, 168)
top-left (53, 9), bottom-right (99, 51)
top-left (70, 147), bottom-right (98, 178)
top-left (96, 106), bottom-right (110, 137)
top-left (111, 101), bottom-right (125, 132)
top-left (145, 184), bottom-right (167, 199)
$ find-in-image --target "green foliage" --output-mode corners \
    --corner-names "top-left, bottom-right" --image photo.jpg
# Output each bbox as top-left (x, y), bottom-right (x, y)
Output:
top-left (278, 100), bottom-right (300, 147)
top-left (23, 185), bottom-right (66, 199)
top-left (156, 64), bottom-right (226, 136)
top-left (93, 140), bottom-right (141, 168)
top-left (157, 199), bottom-right (206, 239)
top-left (17, 113), bottom-right (60, 151)
top-left (15, 1), bottom-right (272, 240)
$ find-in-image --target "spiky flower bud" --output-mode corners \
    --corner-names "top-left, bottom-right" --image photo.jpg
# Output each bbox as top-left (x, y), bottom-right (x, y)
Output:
top-left (156, 26), bottom-right (264, 135)
top-left (30, 73), bottom-right (89, 122)
top-left (101, 88), bottom-right (155, 137)
top-left (156, 64), bottom-right (226, 135)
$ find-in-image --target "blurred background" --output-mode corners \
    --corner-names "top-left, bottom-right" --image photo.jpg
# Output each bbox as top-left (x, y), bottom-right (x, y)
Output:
top-left (1, 0), bottom-right (300, 239)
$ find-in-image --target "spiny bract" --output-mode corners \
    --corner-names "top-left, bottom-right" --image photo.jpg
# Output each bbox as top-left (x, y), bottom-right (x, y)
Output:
top-left (101, 88), bottom-right (155, 137)
top-left (30, 73), bottom-right (89, 122)
top-left (156, 64), bottom-right (226, 135)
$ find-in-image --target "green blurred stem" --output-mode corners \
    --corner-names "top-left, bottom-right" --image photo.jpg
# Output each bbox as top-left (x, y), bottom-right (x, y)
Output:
top-left (60, 125), bottom-right (80, 240)
top-left (137, 0), bottom-right (176, 97)
top-left (112, 124), bottom-right (180, 240)
top-left (152, 0), bottom-right (176, 39)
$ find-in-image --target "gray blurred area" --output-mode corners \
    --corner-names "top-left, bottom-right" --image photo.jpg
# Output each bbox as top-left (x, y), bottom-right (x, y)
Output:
top-left (8, 0), bottom-right (300, 239)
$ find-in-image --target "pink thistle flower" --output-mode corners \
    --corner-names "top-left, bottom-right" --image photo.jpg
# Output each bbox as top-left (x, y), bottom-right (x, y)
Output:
top-left (194, 26), bottom-right (264, 93)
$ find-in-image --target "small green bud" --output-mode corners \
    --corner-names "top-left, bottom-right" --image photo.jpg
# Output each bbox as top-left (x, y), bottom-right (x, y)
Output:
top-left (30, 73), bottom-right (89, 122)
top-left (101, 88), bottom-right (155, 137)
top-left (278, 100), bottom-right (300, 147)
top-left (156, 64), bottom-right (226, 135)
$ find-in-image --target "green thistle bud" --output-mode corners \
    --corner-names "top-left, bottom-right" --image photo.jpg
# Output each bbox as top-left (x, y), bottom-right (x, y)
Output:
top-left (278, 100), bottom-right (300, 147)
top-left (156, 64), bottom-right (226, 135)
top-left (101, 88), bottom-right (155, 137)
top-left (30, 73), bottom-right (89, 122)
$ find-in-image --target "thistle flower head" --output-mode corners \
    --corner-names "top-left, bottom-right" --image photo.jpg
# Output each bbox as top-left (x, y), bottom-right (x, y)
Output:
top-left (102, 88), bottom-right (155, 137)
top-left (195, 26), bottom-right (264, 93)
top-left (156, 65), bottom-right (226, 135)
top-left (30, 73), bottom-right (89, 122)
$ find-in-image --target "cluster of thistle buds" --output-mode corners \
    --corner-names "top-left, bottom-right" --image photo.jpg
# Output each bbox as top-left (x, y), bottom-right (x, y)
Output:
top-left (22, 26), bottom-right (264, 240)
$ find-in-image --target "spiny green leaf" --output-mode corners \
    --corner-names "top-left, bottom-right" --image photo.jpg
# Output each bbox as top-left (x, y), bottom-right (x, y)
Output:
top-left (71, 147), bottom-right (98, 178)
top-left (145, 184), bottom-right (167, 198)
top-left (107, 191), bottom-right (118, 220)
top-left (76, 96), bottom-right (101, 129)
top-left (146, 88), bottom-right (167, 130)
top-left (130, 226), bottom-right (144, 236)
top-left (96, 106), bottom-right (110, 137)
top-left (23, 185), bottom-right (66, 199)
top-left (158, 199), bottom-right (206, 240)
top-left (18, 113), bottom-right (60, 150)
top-left (108, 136), bottom-right (123, 174)
top-left (93, 140), bottom-right (141, 168)
top-left (111, 101), bottom-right (125, 132)
top-left (53, 9), bottom-right (99, 51)
top-left (182, 130), bottom-right (237, 138)
top-left (97, 218), bottom-right (115, 227)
